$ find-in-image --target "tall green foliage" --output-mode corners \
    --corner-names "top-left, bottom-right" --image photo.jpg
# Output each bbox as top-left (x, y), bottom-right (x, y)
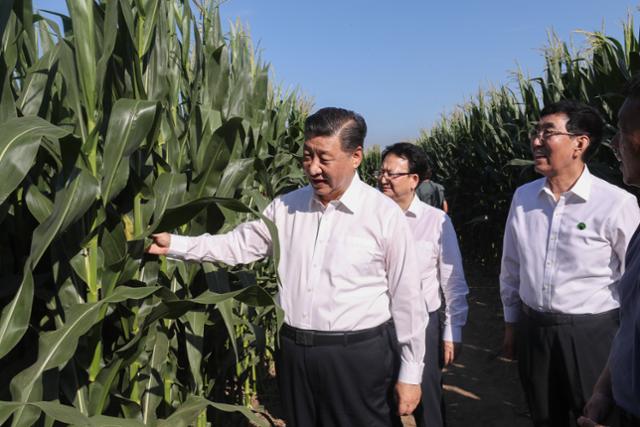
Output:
top-left (415, 16), bottom-right (640, 269)
top-left (0, 0), bottom-right (306, 425)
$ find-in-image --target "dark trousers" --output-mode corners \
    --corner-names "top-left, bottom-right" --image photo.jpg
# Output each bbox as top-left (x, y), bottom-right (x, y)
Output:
top-left (414, 310), bottom-right (445, 427)
top-left (275, 321), bottom-right (399, 427)
top-left (617, 407), bottom-right (640, 427)
top-left (516, 307), bottom-right (619, 427)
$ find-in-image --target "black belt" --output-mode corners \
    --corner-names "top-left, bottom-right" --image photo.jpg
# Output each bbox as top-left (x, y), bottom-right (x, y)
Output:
top-left (280, 321), bottom-right (390, 346)
top-left (522, 304), bottom-right (619, 326)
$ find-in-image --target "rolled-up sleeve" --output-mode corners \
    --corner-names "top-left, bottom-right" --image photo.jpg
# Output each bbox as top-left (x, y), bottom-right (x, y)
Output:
top-left (386, 210), bottom-right (428, 384)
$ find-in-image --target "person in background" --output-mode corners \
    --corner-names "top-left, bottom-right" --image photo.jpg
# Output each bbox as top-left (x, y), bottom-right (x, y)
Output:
top-left (416, 162), bottom-right (449, 213)
top-left (500, 100), bottom-right (640, 426)
top-left (378, 142), bottom-right (469, 427)
top-left (147, 107), bottom-right (427, 426)
top-left (578, 78), bottom-right (640, 427)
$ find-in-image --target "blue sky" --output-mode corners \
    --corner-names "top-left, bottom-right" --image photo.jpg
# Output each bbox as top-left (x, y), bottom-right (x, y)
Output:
top-left (34, 0), bottom-right (639, 146)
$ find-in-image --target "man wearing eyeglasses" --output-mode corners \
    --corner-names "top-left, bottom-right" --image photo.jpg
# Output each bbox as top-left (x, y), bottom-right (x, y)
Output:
top-left (499, 100), bottom-right (640, 426)
top-left (377, 142), bottom-right (468, 427)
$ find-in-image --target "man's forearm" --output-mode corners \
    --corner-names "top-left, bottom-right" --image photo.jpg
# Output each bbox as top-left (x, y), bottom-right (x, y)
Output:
top-left (168, 220), bottom-right (271, 265)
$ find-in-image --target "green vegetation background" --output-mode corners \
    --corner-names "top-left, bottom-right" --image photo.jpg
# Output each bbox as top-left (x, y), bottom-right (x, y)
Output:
top-left (0, 0), bottom-right (638, 425)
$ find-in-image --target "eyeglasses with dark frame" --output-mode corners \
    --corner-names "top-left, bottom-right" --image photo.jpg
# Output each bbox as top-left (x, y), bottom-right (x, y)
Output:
top-left (374, 170), bottom-right (414, 180)
top-left (529, 128), bottom-right (587, 142)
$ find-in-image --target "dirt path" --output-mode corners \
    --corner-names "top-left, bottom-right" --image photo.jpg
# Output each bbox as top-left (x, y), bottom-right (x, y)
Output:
top-left (401, 269), bottom-right (531, 426)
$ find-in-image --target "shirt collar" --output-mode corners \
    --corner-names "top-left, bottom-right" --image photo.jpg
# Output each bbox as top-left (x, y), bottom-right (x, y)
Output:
top-left (538, 165), bottom-right (592, 202)
top-left (309, 172), bottom-right (362, 214)
top-left (404, 194), bottom-right (423, 218)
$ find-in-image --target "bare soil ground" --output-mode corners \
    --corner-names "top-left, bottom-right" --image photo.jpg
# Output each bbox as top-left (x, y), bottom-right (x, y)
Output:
top-left (400, 267), bottom-right (531, 427)
top-left (255, 267), bottom-right (532, 427)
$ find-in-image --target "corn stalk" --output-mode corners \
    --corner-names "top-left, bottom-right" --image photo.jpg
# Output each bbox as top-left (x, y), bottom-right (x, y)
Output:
top-left (0, 0), bottom-right (306, 425)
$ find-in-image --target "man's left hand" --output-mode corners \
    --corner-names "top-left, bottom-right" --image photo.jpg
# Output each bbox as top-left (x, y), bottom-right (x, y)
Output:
top-left (395, 382), bottom-right (421, 416)
top-left (443, 340), bottom-right (462, 366)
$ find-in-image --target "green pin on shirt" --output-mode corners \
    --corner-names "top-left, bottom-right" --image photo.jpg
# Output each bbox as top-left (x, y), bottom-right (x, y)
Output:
top-left (577, 222), bottom-right (586, 230)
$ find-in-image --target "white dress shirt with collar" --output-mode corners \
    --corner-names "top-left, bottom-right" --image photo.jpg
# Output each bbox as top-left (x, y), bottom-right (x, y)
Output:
top-left (167, 174), bottom-right (428, 384)
top-left (404, 195), bottom-right (469, 342)
top-left (500, 166), bottom-right (640, 323)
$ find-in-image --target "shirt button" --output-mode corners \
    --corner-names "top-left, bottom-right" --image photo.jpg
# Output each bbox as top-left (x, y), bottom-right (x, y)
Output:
top-left (303, 313), bottom-right (308, 318)
top-left (307, 288), bottom-right (312, 292)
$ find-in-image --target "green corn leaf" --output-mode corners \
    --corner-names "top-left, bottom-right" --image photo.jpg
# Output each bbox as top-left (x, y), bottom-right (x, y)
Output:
top-left (0, 63), bottom-right (17, 122)
top-left (95, 0), bottom-right (118, 103)
top-left (25, 184), bottom-right (53, 223)
top-left (88, 351), bottom-right (123, 416)
top-left (0, 267), bottom-right (33, 359)
top-left (506, 158), bottom-right (534, 167)
top-left (0, 401), bottom-right (89, 425)
top-left (16, 43), bottom-right (60, 117)
top-left (141, 323), bottom-right (169, 425)
top-left (216, 298), bottom-right (239, 361)
top-left (215, 158), bottom-right (253, 198)
top-left (0, 401), bottom-right (148, 427)
top-left (60, 358), bottom-right (89, 416)
top-left (156, 395), bottom-right (269, 427)
top-left (137, 0), bottom-right (160, 58)
top-left (101, 99), bottom-right (159, 203)
top-left (8, 286), bottom-right (159, 426)
top-left (192, 117), bottom-right (245, 196)
top-left (29, 168), bottom-right (99, 268)
top-left (0, 116), bottom-right (69, 205)
top-left (142, 172), bottom-right (187, 238)
top-left (116, 286), bottom-right (265, 356)
top-left (183, 309), bottom-right (205, 392)
top-left (153, 196), bottom-right (250, 232)
top-left (66, 0), bottom-right (97, 116)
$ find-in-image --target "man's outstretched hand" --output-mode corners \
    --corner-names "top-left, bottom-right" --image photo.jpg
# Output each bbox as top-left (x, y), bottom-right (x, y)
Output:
top-left (146, 233), bottom-right (171, 255)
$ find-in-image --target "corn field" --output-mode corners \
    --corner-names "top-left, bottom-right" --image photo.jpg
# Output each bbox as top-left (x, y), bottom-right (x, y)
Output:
top-left (412, 15), bottom-right (640, 269)
top-left (0, 0), bottom-right (307, 425)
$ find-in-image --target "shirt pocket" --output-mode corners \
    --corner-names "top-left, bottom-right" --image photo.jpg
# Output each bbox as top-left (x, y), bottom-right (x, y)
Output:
top-left (332, 236), bottom-right (383, 279)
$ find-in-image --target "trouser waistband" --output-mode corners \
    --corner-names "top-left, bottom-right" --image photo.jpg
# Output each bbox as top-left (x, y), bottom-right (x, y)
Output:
top-left (522, 304), bottom-right (619, 326)
top-left (280, 320), bottom-right (391, 346)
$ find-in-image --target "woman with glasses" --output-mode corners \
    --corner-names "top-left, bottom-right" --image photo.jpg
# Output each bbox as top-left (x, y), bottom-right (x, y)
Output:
top-left (377, 142), bottom-right (469, 427)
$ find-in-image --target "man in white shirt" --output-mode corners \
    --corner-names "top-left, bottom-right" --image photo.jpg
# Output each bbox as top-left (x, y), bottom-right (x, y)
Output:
top-left (378, 142), bottom-right (469, 427)
top-left (500, 100), bottom-right (640, 426)
top-left (147, 108), bottom-right (427, 426)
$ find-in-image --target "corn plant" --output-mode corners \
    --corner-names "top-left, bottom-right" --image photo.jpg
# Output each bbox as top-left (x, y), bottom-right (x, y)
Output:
top-left (415, 13), bottom-right (640, 269)
top-left (358, 144), bottom-right (381, 185)
top-left (0, 0), bottom-right (307, 425)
